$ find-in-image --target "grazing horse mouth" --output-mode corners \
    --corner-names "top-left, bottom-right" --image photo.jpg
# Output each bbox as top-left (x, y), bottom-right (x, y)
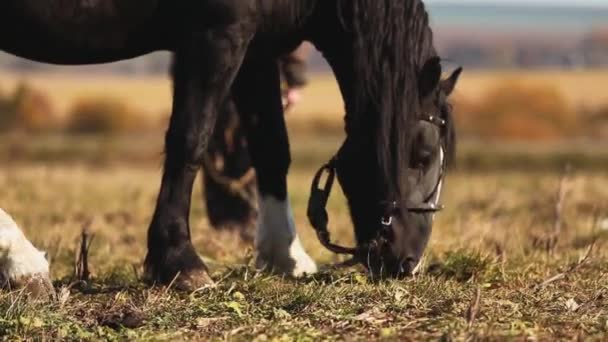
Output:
top-left (306, 113), bottom-right (448, 274)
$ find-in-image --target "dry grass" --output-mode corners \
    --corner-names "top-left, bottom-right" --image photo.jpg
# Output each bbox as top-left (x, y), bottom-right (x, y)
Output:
top-left (1, 68), bottom-right (608, 339)
top-left (0, 136), bottom-right (607, 339)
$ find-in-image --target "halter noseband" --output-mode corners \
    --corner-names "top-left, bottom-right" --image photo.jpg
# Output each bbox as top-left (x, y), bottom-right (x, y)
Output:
top-left (307, 114), bottom-right (447, 257)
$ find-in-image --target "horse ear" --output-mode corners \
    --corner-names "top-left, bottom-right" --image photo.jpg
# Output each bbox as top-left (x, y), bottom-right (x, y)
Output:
top-left (418, 57), bottom-right (442, 98)
top-left (441, 67), bottom-right (463, 96)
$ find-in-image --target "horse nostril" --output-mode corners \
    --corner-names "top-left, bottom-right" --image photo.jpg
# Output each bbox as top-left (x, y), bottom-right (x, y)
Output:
top-left (402, 257), bottom-right (420, 275)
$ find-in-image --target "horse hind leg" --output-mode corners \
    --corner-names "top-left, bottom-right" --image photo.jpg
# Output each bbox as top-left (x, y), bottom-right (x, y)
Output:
top-left (0, 209), bottom-right (54, 300)
top-left (144, 26), bottom-right (254, 291)
top-left (202, 101), bottom-right (258, 242)
top-left (234, 59), bottom-right (317, 277)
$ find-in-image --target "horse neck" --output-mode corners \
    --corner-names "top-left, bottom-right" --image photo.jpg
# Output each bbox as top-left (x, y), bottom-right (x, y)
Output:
top-left (311, 41), bottom-right (374, 145)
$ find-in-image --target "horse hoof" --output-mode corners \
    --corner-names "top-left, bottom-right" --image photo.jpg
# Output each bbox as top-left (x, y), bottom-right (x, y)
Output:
top-left (256, 234), bottom-right (318, 277)
top-left (144, 242), bottom-right (214, 291)
top-left (172, 268), bottom-right (214, 291)
top-left (289, 242), bottom-right (318, 277)
top-left (255, 197), bottom-right (317, 277)
top-left (256, 248), bottom-right (318, 278)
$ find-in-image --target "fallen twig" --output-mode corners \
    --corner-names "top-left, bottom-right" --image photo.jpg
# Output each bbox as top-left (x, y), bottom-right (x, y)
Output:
top-left (534, 240), bottom-right (595, 291)
top-left (531, 166), bottom-right (571, 253)
top-left (550, 166), bottom-right (570, 254)
top-left (466, 287), bottom-right (482, 329)
top-left (74, 220), bottom-right (94, 282)
top-left (575, 289), bottom-right (606, 313)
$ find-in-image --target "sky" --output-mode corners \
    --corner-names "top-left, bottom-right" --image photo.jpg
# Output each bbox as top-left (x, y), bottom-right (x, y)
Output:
top-left (426, 0), bottom-right (608, 7)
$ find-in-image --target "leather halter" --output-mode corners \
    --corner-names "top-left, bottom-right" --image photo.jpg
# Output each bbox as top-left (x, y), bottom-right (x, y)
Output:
top-left (307, 114), bottom-right (447, 256)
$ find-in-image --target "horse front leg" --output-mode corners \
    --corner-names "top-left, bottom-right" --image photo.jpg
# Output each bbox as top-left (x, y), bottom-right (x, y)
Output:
top-left (234, 58), bottom-right (317, 277)
top-left (144, 27), bottom-right (252, 291)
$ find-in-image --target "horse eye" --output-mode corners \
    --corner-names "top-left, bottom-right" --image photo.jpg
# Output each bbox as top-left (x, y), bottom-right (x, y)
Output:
top-left (411, 148), bottom-right (432, 168)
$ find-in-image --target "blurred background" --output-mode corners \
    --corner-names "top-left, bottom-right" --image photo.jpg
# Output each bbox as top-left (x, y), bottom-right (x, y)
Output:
top-left (1, 0), bottom-right (607, 170)
top-left (1, 0), bottom-right (607, 276)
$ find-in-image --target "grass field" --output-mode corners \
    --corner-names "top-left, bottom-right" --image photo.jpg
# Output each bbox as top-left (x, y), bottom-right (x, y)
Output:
top-left (1, 135), bottom-right (607, 340)
top-left (1, 69), bottom-right (607, 339)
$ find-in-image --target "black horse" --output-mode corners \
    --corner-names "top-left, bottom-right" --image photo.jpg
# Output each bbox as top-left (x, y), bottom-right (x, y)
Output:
top-left (1, 0), bottom-right (461, 290)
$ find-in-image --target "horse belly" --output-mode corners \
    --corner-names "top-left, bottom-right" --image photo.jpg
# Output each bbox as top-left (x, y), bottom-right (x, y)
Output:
top-left (0, 0), bottom-right (167, 64)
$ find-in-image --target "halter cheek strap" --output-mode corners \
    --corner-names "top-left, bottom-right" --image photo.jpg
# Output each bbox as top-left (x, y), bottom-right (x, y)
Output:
top-left (307, 157), bottom-right (358, 255)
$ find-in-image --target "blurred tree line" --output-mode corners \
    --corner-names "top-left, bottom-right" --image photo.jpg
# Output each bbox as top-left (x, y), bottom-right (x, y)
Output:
top-left (0, 82), bottom-right (153, 134)
top-left (1, 79), bottom-right (608, 141)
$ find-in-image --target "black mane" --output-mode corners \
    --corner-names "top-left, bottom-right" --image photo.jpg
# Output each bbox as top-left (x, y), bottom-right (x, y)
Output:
top-left (339, 0), bottom-right (438, 199)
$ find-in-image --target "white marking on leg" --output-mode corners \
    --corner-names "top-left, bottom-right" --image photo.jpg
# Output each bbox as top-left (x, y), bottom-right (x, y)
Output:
top-left (255, 197), bottom-right (317, 276)
top-left (0, 209), bottom-right (51, 287)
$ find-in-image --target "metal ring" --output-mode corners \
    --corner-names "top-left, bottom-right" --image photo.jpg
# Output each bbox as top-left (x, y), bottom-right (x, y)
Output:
top-left (381, 215), bottom-right (393, 226)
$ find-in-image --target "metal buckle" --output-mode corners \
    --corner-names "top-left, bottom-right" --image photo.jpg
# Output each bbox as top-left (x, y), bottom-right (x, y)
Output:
top-left (381, 215), bottom-right (393, 226)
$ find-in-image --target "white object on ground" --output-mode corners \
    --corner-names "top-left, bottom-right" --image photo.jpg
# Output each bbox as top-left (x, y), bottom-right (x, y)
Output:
top-left (0, 208), bottom-right (53, 299)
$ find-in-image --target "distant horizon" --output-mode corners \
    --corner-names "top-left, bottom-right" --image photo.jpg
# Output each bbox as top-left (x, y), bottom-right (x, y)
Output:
top-left (426, 0), bottom-right (608, 8)
top-left (425, 1), bottom-right (608, 34)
